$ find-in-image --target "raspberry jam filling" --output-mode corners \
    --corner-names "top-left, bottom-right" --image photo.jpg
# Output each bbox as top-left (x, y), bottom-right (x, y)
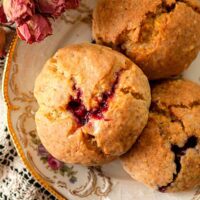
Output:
top-left (67, 72), bottom-right (120, 126)
top-left (67, 94), bottom-right (89, 126)
top-left (158, 136), bottom-right (198, 192)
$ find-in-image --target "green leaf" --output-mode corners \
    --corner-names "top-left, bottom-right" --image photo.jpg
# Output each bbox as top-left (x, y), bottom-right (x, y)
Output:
top-left (40, 157), bottom-right (48, 163)
top-left (61, 165), bottom-right (71, 172)
top-left (59, 170), bottom-right (65, 176)
top-left (31, 138), bottom-right (41, 145)
top-left (29, 131), bottom-right (36, 138)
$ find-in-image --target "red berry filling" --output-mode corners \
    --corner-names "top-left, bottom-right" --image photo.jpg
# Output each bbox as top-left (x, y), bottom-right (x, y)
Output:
top-left (67, 97), bottom-right (89, 126)
top-left (158, 136), bottom-right (198, 192)
top-left (67, 72), bottom-right (120, 126)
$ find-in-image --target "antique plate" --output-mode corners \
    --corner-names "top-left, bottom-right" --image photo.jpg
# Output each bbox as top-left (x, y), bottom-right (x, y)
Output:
top-left (2, 1), bottom-right (200, 200)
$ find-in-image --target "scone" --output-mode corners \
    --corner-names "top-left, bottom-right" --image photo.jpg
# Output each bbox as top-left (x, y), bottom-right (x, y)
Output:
top-left (93, 0), bottom-right (200, 80)
top-left (122, 79), bottom-right (200, 192)
top-left (34, 43), bottom-right (151, 166)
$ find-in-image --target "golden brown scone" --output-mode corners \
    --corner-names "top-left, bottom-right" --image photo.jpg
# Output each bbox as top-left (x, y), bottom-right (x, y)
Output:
top-left (122, 79), bottom-right (200, 192)
top-left (34, 43), bottom-right (151, 166)
top-left (93, 0), bottom-right (200, 80)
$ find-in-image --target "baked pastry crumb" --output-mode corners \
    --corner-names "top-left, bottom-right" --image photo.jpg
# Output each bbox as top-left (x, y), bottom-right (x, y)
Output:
top-left (93, 0), bottom-right (200, 80)
top-left (34, 43), bottom-right (151, 166)
top-left (122, 79), bottom-right (200, 192)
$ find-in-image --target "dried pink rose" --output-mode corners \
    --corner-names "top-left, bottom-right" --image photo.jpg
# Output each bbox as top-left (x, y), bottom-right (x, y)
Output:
top-left (38, 0), bottom-right (66, 17)
top-left (3, 0), bottom-right (35, 24)
top-left (0, 5), bottom-right (7, 23)
top-left (2, 0), bottom-right (80, 43)
top-left (17, 14), bottom-right (52, 44)
top-left (65, 0), bottom-right (80, 9)
top-left (47, 155), bottom-right (63, 170)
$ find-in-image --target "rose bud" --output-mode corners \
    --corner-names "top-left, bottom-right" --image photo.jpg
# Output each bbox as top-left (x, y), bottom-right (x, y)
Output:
top-left (65, 0), bottom-right (80, 9)
top-left (17, 14), bottom-right (52, 44)
top-left (38, 144), bottom-right (49, 157)
top-left (3, 0), bottom-right (35, 24)
top-left (38, 0), bottom-right (66, 17)
top-left (47, 155), bottom-right (63, 170)
top-left (0, 5), bottom-right (8, 23)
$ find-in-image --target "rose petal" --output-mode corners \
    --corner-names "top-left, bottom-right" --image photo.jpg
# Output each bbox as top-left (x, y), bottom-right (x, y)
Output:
top-left (3, 0), bottom-right (35, 24)
top-left (17, 14), bottom-right (52, 43)
top-left (65, 0), bottom-right (80, 9)
top-left (38, 0), bottom-right (66, 17)
top-left (0, 5), bottom-right (8, 23)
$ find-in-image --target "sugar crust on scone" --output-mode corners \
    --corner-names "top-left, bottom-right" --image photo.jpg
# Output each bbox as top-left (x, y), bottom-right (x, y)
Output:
top-left (34, 43), bottom-right (151, 166)
top-left (93, 0), bottom-right (200, 80)
top-left (122, 79), bottom-right (200, 192)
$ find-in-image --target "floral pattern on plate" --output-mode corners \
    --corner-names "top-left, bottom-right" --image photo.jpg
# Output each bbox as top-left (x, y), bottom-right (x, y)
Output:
top-left (3, 0), bottom-right (200, 200)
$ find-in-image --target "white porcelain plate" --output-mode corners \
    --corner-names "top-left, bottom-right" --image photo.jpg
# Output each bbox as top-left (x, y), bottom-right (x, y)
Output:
top-left (2, 1), bottom-right (200, 200)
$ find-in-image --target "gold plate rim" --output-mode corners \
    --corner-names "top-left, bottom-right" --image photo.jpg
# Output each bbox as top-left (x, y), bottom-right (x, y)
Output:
top-left (2, 35), bottom-right (200, 200)
top-left (2, 35), bottom-right (67, 200)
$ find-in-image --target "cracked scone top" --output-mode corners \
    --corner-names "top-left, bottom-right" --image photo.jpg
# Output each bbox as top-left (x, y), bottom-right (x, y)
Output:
top-left (34, 43), bottom-right (151, 166)
top-left (93, 0), bottom-right (200, 80)
top-left (122, 79), bottom-right (200, 192)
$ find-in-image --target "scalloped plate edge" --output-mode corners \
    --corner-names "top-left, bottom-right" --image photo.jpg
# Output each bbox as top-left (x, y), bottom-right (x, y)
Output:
top-left (2, 35), bottom-right (67, 200)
